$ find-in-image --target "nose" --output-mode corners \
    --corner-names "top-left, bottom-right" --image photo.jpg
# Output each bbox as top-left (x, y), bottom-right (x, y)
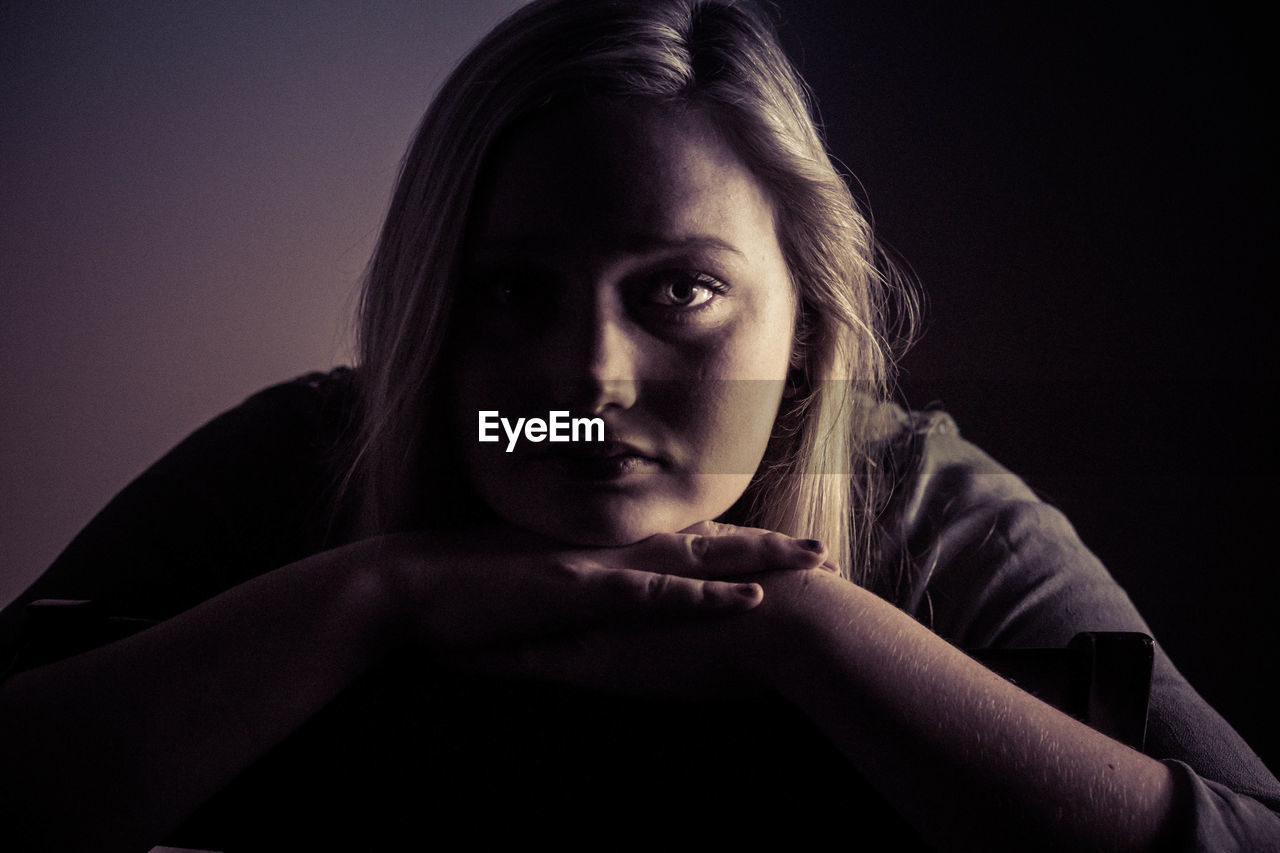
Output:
top-left (553, 293), bottom-right (639, 414)
top-left (583, 317), bottom-right (639, 413)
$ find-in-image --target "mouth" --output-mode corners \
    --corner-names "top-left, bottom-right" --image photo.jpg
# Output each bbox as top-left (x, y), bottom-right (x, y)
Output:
top-left (538, 439), bottom-right (667, 481)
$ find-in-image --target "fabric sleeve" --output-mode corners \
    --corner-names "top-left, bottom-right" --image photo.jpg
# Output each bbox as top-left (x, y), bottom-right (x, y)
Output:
top-left (884, 409), bottom-right (1280, 849)
top-left (0, 370), bottom-right (353, 674)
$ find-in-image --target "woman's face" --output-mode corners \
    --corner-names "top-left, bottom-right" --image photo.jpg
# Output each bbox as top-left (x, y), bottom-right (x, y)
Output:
top-left (450, 99), bottom-right (796, 546)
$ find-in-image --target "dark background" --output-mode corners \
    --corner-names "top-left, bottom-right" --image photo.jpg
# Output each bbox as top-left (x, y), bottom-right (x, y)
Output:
top-left (779, 0), bottom-right (1275, 771)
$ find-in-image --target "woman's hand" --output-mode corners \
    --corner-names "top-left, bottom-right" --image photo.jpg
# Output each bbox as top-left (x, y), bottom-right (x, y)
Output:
top-left (378, 521), bottom-right (830, 655)
top-left (424, 520), bottom-right (841, 698)
top-left (453, 549), bottom-right (1180, 850)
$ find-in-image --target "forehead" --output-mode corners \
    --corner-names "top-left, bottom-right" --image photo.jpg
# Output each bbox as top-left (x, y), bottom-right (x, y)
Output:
top-left (468, 98), bottom-right (777, 257)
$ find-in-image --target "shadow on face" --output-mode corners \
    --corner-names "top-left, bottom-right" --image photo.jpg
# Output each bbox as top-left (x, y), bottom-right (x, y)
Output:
top-left (448, 98), bottom-right (797, 545)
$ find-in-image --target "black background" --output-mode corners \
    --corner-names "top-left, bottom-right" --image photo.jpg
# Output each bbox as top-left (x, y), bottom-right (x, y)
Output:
top-left (777, 1), bottom-right (1275, 771)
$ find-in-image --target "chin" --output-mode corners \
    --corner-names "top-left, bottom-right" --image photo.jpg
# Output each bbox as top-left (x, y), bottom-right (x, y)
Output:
top-left (505, 503), bottom-right (697, 549)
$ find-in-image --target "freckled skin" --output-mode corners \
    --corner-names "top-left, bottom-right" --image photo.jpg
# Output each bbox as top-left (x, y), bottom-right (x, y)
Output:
top-left (449, 99), bottom-right (796, 546)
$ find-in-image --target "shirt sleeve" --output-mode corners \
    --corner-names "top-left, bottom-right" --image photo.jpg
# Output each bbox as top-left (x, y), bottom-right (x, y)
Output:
top-left (0, 371), bottom-right (353, 675)
top-left (883, 408), bottom-right (1280, 850)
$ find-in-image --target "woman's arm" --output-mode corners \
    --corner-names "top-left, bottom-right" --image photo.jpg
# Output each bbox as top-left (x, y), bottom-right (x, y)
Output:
top-left (475, 561), bottom-right (1191, 848)
top-left (0, 528), bottom-right (817, 853)
top-left (1, 538), bottom-right (408, 852)
top-left (763, 568), bottom-right (1177, 852)
top-left (463, 519), bottom-right (1278, 849)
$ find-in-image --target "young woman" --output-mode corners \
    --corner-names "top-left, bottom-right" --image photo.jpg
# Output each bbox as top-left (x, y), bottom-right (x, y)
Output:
top-left (3, 1), bottom-right (1276, 849)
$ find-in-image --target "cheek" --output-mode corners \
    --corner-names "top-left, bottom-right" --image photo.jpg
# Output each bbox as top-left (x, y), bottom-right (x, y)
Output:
top-left (634, 379), bottom-right (782, 535)
top-left (722, 283), bottom-right (797, 378)
top-left (674, 315), bottom-right (791, 505)
top-left (649, 381), bottom-right (778, 528)
top-left (687, 311), bottom-right (792, 456)
top-left (670, 380), bottom-right (784, 475)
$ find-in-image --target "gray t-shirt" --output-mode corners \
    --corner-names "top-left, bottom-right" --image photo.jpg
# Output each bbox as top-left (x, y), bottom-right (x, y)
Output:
top-left (882, 405), bottom-right (1280, 848)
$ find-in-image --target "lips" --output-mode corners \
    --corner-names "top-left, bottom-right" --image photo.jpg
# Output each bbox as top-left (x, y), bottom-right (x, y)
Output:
top-left (559, 439), bottom-right (657, 460)
top-left (538, 437), bottom-right (667, 481)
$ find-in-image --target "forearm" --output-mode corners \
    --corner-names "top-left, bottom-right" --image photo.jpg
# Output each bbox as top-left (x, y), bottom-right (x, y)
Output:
top-left (771, 571), bottom-right (1175, 851)
top-left (0, 536), bottom-right (415, 853)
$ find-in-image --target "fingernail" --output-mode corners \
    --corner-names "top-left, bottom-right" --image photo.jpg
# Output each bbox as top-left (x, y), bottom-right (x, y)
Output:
top-left (796, 539), bottom-right (823, 552)
top-left (736, 583), bottom-right (762, 599)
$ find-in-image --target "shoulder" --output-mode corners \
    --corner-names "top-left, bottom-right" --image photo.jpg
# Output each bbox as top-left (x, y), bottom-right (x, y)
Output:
top-left (870, 404), bottom-right (1280, 829)
top-left (170, 367), bottom-right (358, 458)
top-left (145, 364), bottom-right (361, 533)
top-left (134, 369), bottom-right (359, 531)
top-left (872, 403), bottom-right (1040, 520)
top-left (871, 402), bottom-right (1149, 649)
top-left (1, 369), bottom-right (363, 634)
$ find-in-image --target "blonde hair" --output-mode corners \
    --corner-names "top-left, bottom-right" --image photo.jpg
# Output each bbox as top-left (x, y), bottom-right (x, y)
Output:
top-left (351, 0), bottom-right (918, 594)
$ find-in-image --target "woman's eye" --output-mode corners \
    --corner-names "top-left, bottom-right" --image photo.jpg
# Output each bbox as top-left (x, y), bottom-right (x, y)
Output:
top-left (475, 272), bottom-right (554, 311)
top-left (648, 272), bottom-right (726, 310)
top-left (495, 281), bottom-right (525, 305)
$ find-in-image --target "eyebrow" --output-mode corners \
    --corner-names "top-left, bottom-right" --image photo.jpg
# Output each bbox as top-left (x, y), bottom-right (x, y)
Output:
top-left (622, 234), bottom-right (747, 259)
top-left (471, 233), bottom-right (748, 262)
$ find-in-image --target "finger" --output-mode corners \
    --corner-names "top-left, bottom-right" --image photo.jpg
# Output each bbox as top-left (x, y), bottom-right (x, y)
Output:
top-left (536, 551), bottom-right (764, 615)
top-left (610, 532), bottom-right (708, 576)
top-left (697, 531), bottom-right (828, 576)
top-left (619, 531), bottom-right (826, 579)
top-left (434, 557), bottom-right (760, 651)
top-left (680, 519), bottom-right (772, 537)
top-left (680, 521), bottom-right (830, 573)
top-left (592, 565), bottom-right (764, 613)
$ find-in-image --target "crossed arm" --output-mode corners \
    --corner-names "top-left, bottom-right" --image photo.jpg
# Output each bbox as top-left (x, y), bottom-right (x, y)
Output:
top-left (0, 523), bottom-right (1189, 852)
